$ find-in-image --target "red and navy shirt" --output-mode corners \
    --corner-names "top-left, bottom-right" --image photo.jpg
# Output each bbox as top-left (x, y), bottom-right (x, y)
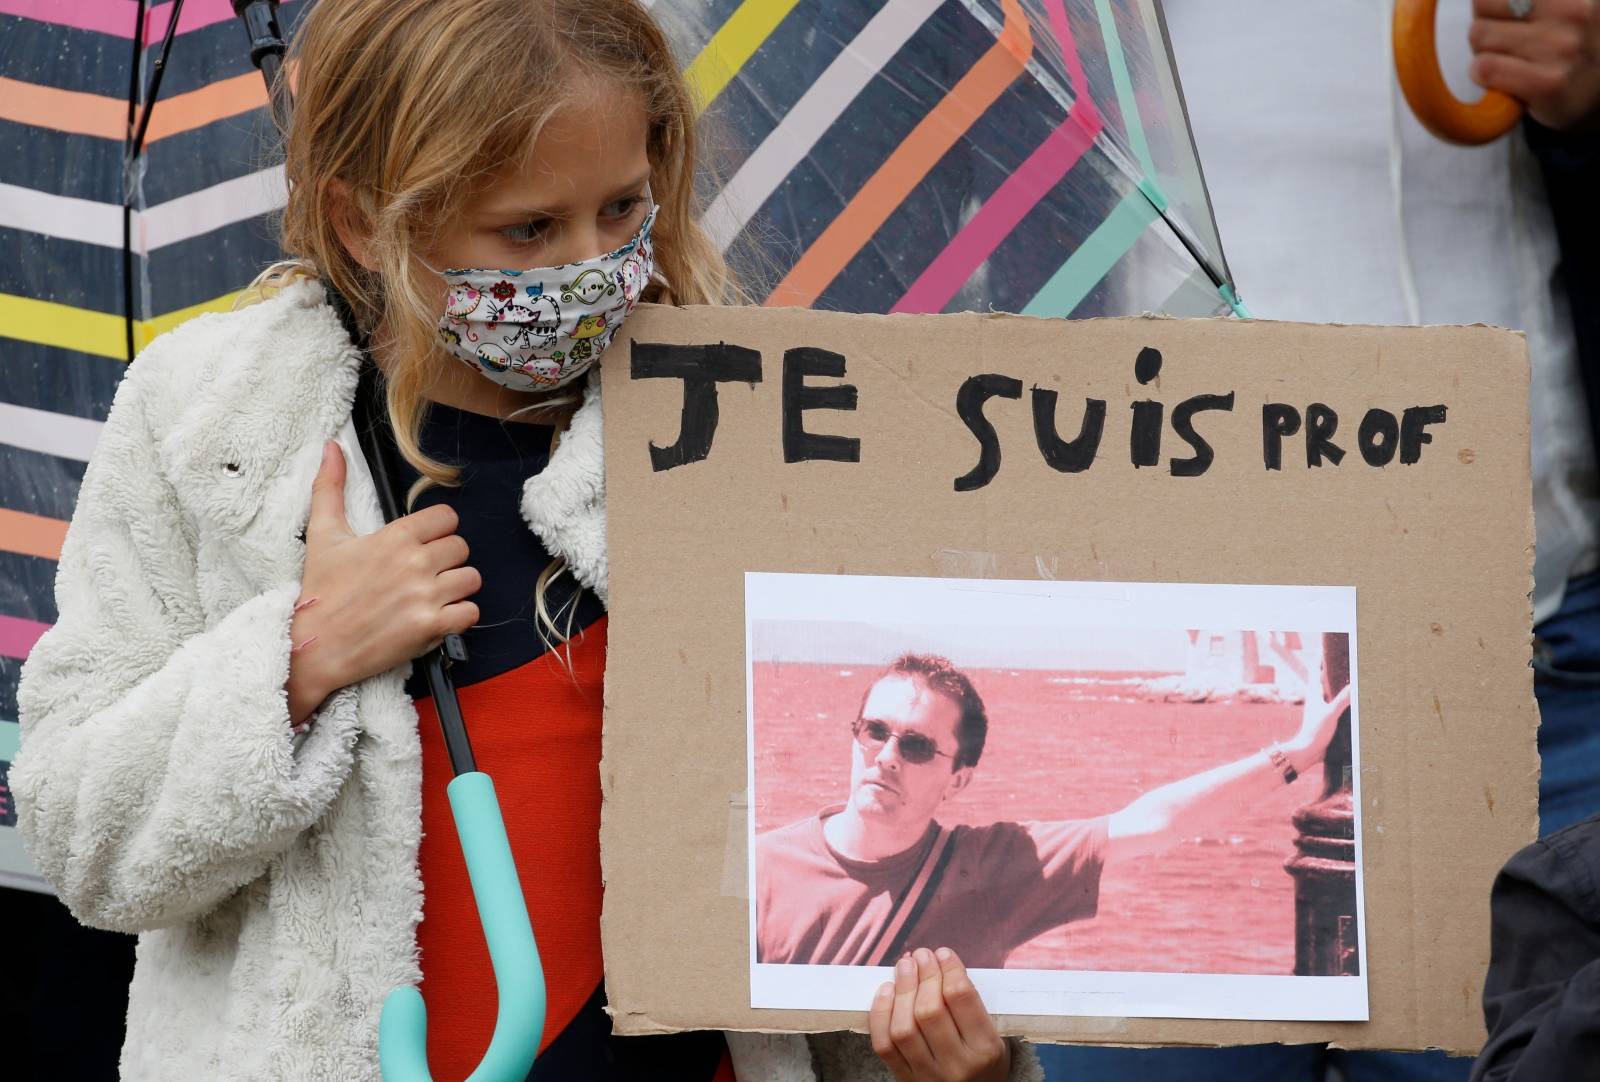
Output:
top-left (398, 402), bottom-right (731, 1082)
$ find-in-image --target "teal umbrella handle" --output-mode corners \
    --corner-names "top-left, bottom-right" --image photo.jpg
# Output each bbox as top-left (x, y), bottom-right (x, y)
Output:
top-left (379, 772), bottom-right (546, 1082)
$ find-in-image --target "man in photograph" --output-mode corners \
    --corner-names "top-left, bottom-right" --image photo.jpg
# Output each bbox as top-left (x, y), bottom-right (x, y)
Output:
top-left (754, 652), bottom-right (1350, 969)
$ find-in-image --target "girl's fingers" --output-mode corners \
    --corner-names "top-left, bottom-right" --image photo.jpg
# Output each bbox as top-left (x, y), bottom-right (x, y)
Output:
top-left (887, 954), bottom-right (936, 1072)
top-left (422, 533), bottom-right (471, 573)
top-left (868, 981), bottom-right (914, 1081)
top-left (936, 948), bottom-right (1007, 1061)
top-left (434, 565), bottom-right (482, 603)
top-left (437, 599), bottom-right (480, 637)
top-left (396, 502), bottom-right (460, 545)
top-left (910, 947), bottom-right (966, 1063)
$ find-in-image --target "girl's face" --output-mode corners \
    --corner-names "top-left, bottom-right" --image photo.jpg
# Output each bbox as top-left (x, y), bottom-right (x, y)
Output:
top-left (428, 82), bottom-right (653, 273)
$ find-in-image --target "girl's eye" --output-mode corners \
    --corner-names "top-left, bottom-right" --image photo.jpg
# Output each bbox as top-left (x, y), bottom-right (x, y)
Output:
top-left (602, 195), bottom-right (643, 219)
top-left (501, 218), bottom-right (551, 245)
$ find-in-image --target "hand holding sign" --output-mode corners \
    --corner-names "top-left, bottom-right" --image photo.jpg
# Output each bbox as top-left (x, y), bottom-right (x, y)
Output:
top-left (869, 948), bottom-right (1009, 1082)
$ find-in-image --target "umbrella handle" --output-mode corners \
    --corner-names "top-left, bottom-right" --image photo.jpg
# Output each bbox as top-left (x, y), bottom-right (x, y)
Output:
top-left (379, 772), bottom-right (546, 1082)
top-left (1393, 0), bottom-right (1523, 144)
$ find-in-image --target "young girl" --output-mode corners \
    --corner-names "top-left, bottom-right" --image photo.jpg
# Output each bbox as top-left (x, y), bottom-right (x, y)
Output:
top-left (12, 1), bottom-right (1033, 1079)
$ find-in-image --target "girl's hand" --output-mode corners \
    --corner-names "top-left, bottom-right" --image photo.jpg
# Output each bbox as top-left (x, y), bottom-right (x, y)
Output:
top-left (285, 441), bottom-right (480, 723)
top-left (1469, 0), bottom-right (1600, 130)
top-left (869, 948), bottom-right (1010, 1082)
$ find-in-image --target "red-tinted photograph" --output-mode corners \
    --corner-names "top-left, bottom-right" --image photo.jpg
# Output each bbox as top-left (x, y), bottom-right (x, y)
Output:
top-left (746, 574), bottom-right (1367, 1021)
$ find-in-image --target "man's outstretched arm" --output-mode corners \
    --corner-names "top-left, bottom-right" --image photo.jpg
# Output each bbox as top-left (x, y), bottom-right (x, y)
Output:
top-left (1104, 680), bottom-right (1351, 864)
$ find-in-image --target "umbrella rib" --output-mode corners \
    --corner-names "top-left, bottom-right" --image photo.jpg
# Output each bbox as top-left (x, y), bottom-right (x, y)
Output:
top-left (122, 0), bottom-right (189, 363)
top-left (127, 0), bottom-right (189, 163)
top-left (121, 0), bottom-right (147, 364)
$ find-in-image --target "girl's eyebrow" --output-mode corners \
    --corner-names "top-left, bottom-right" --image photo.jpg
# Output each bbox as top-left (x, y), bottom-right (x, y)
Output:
top-left (476, 200), bottom-right (558, 222)
top-left (479, 173), bottom-right (653, 221)
top-left (607, 171), bottom-right (654, 200)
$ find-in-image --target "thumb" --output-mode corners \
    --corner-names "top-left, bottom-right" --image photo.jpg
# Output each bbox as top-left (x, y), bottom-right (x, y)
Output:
top-left (306, 440), bottom-right (352, 544)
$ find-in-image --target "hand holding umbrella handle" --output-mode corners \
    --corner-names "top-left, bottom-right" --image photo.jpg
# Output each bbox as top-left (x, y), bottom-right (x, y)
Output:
top-left (225, 8), bottom-right (547, 1078)
top-left (380, 773), bottom-right (546, 1082)
top-left (350, 310), bottom-right (544, 1081)
top-left (1394, 0), bottom-right (1524, 144)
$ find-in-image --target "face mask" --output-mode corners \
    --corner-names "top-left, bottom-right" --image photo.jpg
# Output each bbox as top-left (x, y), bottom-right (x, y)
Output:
top-left (433, 204), bottom-right (656, 392)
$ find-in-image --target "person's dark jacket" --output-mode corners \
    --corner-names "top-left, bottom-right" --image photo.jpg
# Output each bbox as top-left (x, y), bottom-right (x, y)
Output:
top-left (1473, 813), bottom-right (1600, 1081)
top-left (1525, 120), bottom-right (1600, 464)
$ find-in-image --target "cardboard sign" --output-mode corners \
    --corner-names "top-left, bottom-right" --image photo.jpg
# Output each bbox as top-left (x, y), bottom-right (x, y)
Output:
top-left (598, 305), bottom-right (1536, 1053)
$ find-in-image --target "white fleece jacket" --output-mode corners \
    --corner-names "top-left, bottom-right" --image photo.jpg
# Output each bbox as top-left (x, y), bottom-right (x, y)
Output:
top-left (12, 281), bottom-right (1043, 1082)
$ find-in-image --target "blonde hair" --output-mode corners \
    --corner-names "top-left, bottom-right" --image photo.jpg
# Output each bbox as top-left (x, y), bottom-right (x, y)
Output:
top-left (250, 0), bottom-right (737, 645)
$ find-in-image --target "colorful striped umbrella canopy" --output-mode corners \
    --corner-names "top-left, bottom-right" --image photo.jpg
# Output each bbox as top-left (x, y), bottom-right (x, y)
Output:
top-left (0, 0), bottom-right (1235, 889)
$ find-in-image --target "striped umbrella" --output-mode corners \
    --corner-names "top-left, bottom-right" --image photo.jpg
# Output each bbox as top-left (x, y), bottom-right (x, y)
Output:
top-left (0, 0), bottom-right (1235, 890)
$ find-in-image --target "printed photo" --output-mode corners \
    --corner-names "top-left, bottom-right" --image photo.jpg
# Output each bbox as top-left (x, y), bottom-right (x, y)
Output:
top-left (746, 574), bottom-right (1367, 1021)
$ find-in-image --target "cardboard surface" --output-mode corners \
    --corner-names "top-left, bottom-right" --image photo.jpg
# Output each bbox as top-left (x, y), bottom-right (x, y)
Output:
top-left (598, 305), bottom-right (1537, 1052)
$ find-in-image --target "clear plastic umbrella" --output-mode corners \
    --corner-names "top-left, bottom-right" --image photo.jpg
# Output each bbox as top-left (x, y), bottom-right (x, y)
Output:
top-left (654, 0), bottom-right (1242, 319)
top-left (0, 0), bottom-right (1240, 901)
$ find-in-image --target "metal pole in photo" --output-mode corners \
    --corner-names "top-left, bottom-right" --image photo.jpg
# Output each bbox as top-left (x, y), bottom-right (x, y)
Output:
top-left (1285, 633), bottom-right (1359, 977)
top-left (230, 5), bottom-right (546, 1077)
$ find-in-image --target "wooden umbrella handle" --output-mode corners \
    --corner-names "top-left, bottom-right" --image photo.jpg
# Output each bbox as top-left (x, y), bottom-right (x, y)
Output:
top-left (1394, 0), bottom-right (1524, 144)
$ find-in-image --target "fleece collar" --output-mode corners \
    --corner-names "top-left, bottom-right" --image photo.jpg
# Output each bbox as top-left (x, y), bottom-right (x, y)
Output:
top-left (289, 279), bottom-right (612, 609)
top-left (520, 373), bottom-right (609, 608)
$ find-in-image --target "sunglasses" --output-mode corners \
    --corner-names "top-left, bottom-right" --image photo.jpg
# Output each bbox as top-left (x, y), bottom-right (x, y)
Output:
top-left (852, 718), bottom-right (955, 766)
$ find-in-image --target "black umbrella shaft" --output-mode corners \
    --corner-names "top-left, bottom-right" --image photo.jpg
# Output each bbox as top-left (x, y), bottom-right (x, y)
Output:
top-left (258, 51), bottom-right (291, 133)
top-left (121, 0), bottom-right (146, 364)
top-left (234, 0), bottom-right (286, 66)
top-left (231, 2), bottom-right (291, 130)
top-left (123, 0), bottom-right (188, 363)
top-left (128, 0), bottom-right (186, 159)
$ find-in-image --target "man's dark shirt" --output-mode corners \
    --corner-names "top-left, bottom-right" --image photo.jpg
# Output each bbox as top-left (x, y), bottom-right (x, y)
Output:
top-left (1474, 812), bottom-right (1600, 1081)
top-left (756, 807), bottom-right (1106, 968)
